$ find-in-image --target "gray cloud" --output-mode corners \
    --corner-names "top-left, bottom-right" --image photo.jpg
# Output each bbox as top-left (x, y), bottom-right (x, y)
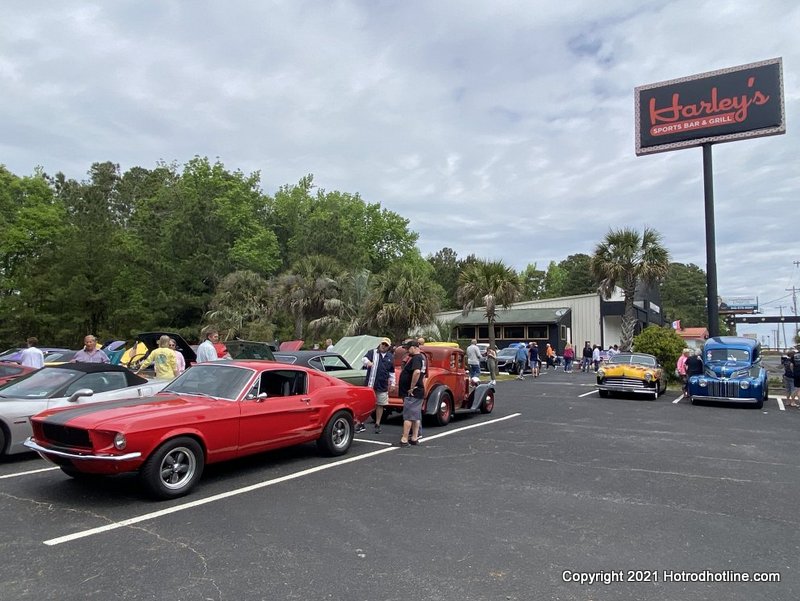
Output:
top-left (2, 0), bottom-right (798, 343)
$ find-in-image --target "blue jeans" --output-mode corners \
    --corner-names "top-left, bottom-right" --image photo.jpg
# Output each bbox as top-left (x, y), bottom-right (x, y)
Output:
top-left (469, 364), bottom-right (481, 378)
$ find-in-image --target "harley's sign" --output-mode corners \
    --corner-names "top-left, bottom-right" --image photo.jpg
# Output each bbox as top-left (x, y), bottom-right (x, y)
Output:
top-left (635, 58), bottom-right (785, 155)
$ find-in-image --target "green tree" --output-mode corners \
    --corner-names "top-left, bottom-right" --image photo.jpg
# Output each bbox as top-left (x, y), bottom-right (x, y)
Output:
top-left (275, 255), bottom-right (342, 339)
top-left (632, 325), bottom-right (685, 382)
top-left (205, 270), bottom-right (275, 340)
top-left (427, 247), bottom-right (462, 309)
top-left (457, 260), bottom-right (521, 350)
top-left (364, 262), bottom-right (442, 342)
top-left (660, 263), bottom-right (708, 327)
top-left (558, 253), bottom-right (595, 296)
top-left (309, 268), bottom-right (373, 338)
top-left (542, 261), bottom-right (566, 298)
top-left (591, 227), bottom-right (670, 351)
top-left (518, 263), bottom-right (546, 300)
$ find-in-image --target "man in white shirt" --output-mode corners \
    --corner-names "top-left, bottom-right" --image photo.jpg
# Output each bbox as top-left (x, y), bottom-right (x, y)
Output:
top-left (19, 337), bottom-right (45, 368)
top-left (196, 330), bottom-right (220, 363)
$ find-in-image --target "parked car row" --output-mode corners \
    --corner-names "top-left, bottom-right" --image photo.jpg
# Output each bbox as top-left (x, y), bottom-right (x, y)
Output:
top-left (8, 335), bottom-right (498, 500)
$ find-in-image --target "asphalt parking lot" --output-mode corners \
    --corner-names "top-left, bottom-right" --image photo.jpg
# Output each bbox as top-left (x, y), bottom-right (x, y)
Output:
top-left (2, 369), bottom-right (798, 601)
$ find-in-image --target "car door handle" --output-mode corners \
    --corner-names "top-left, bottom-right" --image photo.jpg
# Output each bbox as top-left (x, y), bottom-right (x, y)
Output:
top-left (300, 397), bottom-right (311, 404)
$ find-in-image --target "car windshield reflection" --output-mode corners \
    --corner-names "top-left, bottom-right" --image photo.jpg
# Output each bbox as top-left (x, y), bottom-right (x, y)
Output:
top-left (0, 368), bottom-right (81, 399)
top-left (162, 364), bottom-right (254, 401)
top-left (707, 349), bottom-right (749, 362)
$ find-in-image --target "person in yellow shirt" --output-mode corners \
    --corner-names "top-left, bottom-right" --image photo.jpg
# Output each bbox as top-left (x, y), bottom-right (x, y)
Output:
top-left (136, 335), bottom-right (178, 379)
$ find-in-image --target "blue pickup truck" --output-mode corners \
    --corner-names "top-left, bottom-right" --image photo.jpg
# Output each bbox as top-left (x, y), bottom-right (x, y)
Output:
top-left (687, 336), bottom-right (768, 408)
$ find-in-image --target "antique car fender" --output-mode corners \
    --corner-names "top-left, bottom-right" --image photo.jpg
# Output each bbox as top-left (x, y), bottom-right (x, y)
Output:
top-left (468, 383), bottom-right (495, 412)
top-left (423, 385), bottom-right (452, 416)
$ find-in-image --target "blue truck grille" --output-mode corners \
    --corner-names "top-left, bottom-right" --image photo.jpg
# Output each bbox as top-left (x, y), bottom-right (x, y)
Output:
top-left (705, 380), bottom-right (740, 398)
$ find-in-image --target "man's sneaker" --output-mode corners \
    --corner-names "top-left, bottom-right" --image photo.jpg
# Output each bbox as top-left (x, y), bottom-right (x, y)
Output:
top-left (489, 380), bottom-right (496, 386)
top-left (355, 423), bottom-right (366, 433)
top-left (374, 425), bottom-right (381, 434)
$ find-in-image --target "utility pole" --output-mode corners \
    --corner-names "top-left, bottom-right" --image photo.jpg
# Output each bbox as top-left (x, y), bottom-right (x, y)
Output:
top-left (790, 259), bottom-right (799, 345)
top-left (778, 306), bottom-right (787, 350)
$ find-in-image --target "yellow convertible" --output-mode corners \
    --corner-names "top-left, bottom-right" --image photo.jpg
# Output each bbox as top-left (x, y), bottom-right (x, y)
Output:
top-left (596, 352), bottom-right (666, 399)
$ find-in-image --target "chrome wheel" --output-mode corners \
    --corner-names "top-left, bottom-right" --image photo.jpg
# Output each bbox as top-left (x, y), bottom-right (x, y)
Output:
top-left (159, 446), bottom-right (197, 490)
top-left (330, 415), bottom-right (352, 451)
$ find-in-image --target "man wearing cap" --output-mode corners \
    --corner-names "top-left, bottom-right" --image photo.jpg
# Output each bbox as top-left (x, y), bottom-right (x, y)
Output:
top-left (363, 337), bottom-right (395, 433)
top-left (398, 339), bottom-right (427, 447)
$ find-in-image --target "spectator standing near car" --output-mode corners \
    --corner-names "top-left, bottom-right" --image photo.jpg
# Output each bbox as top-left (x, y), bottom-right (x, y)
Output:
top-left (545, 343), bottom-right (556, 370)
top-left (790, 348), bottom-right (800, 406)
top-left (528, 342), bottom-right (540, 378)
top-left (582, 342), bottom-right (593, 372)
top-left (486, 345), bottom-right (498, 385)
top-left (514, 344), bottom-right (528, 380)
top-left (563, 344), bottom-right (575, 373)
top-left (685, 348), bottom-right (704, 382)
top-left (591, 345), bottom-right (601, 372)
top-left (72, 335), bottom-right (110, 364)
top-left (325, 338), bottom-right (335, 352)
top-left (398, 340), bottom-right (426, 447)
top-left (676, 348), bottom-right (691, 394)
top-left (169, 338), bottom-right (186, 374)
top-left (466, 338), bottom-right (482, 380)
top-left (196, 330), bottom-right (219, 363)
top-left (363, 337), bottom-right (395, 433)
top-left (136, 335), bottom-right (178, 379)
top-left (19, 337), bottom-right (45, 369)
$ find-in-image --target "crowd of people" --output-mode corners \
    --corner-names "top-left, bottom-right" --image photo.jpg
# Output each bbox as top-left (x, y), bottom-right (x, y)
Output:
top-left (781, 348), bottom-right (800, 408)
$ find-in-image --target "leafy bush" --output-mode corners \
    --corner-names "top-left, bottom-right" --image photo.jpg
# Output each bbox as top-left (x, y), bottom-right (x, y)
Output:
top-left (633, 325), bottom-right (686, 381)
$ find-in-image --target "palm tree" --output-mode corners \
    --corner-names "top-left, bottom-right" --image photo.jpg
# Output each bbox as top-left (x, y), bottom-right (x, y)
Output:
top-left (457, 260), bottom-right (521, 350)
top-left (309, 268), bottom-right (373, 337)
top-left (364, 263), bottom-right (441, 342)
top-left (590, 227), bottom-right (670, 351)
top-left (275, 255), bottom-right (341, 339)
top-left (205, 270), bottom-right (274, 340)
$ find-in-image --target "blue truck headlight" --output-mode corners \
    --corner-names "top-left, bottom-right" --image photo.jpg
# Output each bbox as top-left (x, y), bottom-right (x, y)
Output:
top-left (740, 380), bottom-right (750, 390)
top-left (699, 379), bottom-right (708, 388)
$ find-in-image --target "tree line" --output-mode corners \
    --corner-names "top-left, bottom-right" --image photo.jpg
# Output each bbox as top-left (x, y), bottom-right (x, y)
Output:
top-left (0, 159), bottom-right (711, 349)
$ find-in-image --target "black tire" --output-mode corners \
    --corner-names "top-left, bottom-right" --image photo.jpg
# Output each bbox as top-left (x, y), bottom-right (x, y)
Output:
top-left (433, 393), bottom-right (453, 426)
top-left (317, 410), bottom-right (353, 456)
top-left (598, 389), bottom-right (609, 398)
top-left (479, 390), bottom-right (494, 414)
top-left (140, 437), bottom-right (204, 500)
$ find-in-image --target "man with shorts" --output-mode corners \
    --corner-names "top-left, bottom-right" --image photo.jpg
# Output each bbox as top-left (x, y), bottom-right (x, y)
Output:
top-left (399, 339), bottom-right (426, 447)
top-left (363, 337), bottom-right (395, 433)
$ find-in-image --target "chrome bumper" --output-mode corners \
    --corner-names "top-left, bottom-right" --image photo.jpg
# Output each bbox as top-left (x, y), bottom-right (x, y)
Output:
top-left (24, 438), bottom-right (142, 461)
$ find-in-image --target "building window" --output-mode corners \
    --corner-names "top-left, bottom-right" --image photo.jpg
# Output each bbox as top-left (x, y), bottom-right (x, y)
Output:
top-left (560, 325), bottom-right (567, 340)
top-left (528, 325), bottom-right (548, 339)
top-left (504, 326), bottom-right (525, 339)
top-left (458, 326), bottom-right (475, 339)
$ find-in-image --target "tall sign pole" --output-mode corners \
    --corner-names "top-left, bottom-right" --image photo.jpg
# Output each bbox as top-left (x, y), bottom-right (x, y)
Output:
top-left (635, 59), bottom-right (785, 337)
top-left (702, 144), bottom-right (719, 336)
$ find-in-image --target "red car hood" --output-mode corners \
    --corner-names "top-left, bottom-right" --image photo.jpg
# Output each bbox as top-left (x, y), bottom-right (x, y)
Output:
top-left (32, 393), bottom-right (222, 431)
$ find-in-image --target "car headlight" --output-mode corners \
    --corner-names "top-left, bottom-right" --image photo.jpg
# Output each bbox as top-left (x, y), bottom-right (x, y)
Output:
top-left (644, 372), bottom-right (653, 382)
top-left (597, 369), bottom-right (605, 378)
top-left (113, 433), bottom-right (127, 450)
top-left (740, 380), bottom-right (750, 390)
top-left (699, 379), bottom-right (707, 388)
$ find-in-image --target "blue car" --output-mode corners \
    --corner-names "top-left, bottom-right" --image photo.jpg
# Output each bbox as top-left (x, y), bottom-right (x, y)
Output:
top-left (687, 337), bottom-right (768, 408)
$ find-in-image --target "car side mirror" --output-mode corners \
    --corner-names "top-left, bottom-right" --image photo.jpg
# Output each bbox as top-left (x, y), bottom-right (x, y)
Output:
top-left (67, 388), bottom-right (94, 403)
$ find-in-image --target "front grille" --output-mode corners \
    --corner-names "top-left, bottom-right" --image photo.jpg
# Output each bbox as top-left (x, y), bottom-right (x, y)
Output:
top-left (41, 423), bottom-right (91, 448)
top-left (603, 377), bottom-right (653, 390)
top-left (706, 380), bottom-right (740, 398)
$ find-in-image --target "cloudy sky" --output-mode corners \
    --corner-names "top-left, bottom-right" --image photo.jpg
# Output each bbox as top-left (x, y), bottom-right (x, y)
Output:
top-left (2, 1), bottom-right (798, 345)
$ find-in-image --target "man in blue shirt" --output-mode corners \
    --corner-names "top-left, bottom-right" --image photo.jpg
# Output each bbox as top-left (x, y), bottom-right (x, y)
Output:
top-left (514, 345), bottom-right (528, 380)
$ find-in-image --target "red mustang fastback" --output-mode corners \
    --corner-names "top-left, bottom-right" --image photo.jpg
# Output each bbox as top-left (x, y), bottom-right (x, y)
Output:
top-left (25, 361), bottom-right (376, 499)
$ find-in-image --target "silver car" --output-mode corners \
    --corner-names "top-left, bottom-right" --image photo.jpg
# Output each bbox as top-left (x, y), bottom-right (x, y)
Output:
top-left (0, 362), bottom-right (171, 456)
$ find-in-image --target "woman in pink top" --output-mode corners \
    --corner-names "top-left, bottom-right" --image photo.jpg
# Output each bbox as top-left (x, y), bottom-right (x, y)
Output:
top-left (676, 348), bottom-right (690, 394)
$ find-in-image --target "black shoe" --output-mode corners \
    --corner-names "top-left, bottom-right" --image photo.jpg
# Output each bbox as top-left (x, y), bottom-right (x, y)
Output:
top-left (409, 439), bottom-right (419, 446)
top-left (374, 425), bottom-right (381, 434)
top-left (399, 440), bottom-right (410, 448)
top-left (355, 423), bottom-right (366, 433)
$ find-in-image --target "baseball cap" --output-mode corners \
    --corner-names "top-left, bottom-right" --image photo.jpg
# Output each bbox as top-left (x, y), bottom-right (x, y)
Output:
top-left (403, 339), bottom-right (420, 348)
top-left (380, 337), bottom-right (391, 346)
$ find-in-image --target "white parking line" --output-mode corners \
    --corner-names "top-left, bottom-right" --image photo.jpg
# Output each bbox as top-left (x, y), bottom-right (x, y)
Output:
top-left (672, 394), bottom-right (685, 404)
top-left (43, 413), bottom-right (521, 546)
top-left (353, 438), bottom-right (393, 446)
top-left (578, 390), bottom-right (597, 398)
top-left (0, 466), bottom-right (59, 480)
top-left (775, 397), bottom-right (786, 411)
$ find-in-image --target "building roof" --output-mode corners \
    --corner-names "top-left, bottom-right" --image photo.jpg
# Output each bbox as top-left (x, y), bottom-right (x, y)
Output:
top-left (447, 307), bottom-right (570, 326)
top-left (677, 327), bottom-right (709, 340)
